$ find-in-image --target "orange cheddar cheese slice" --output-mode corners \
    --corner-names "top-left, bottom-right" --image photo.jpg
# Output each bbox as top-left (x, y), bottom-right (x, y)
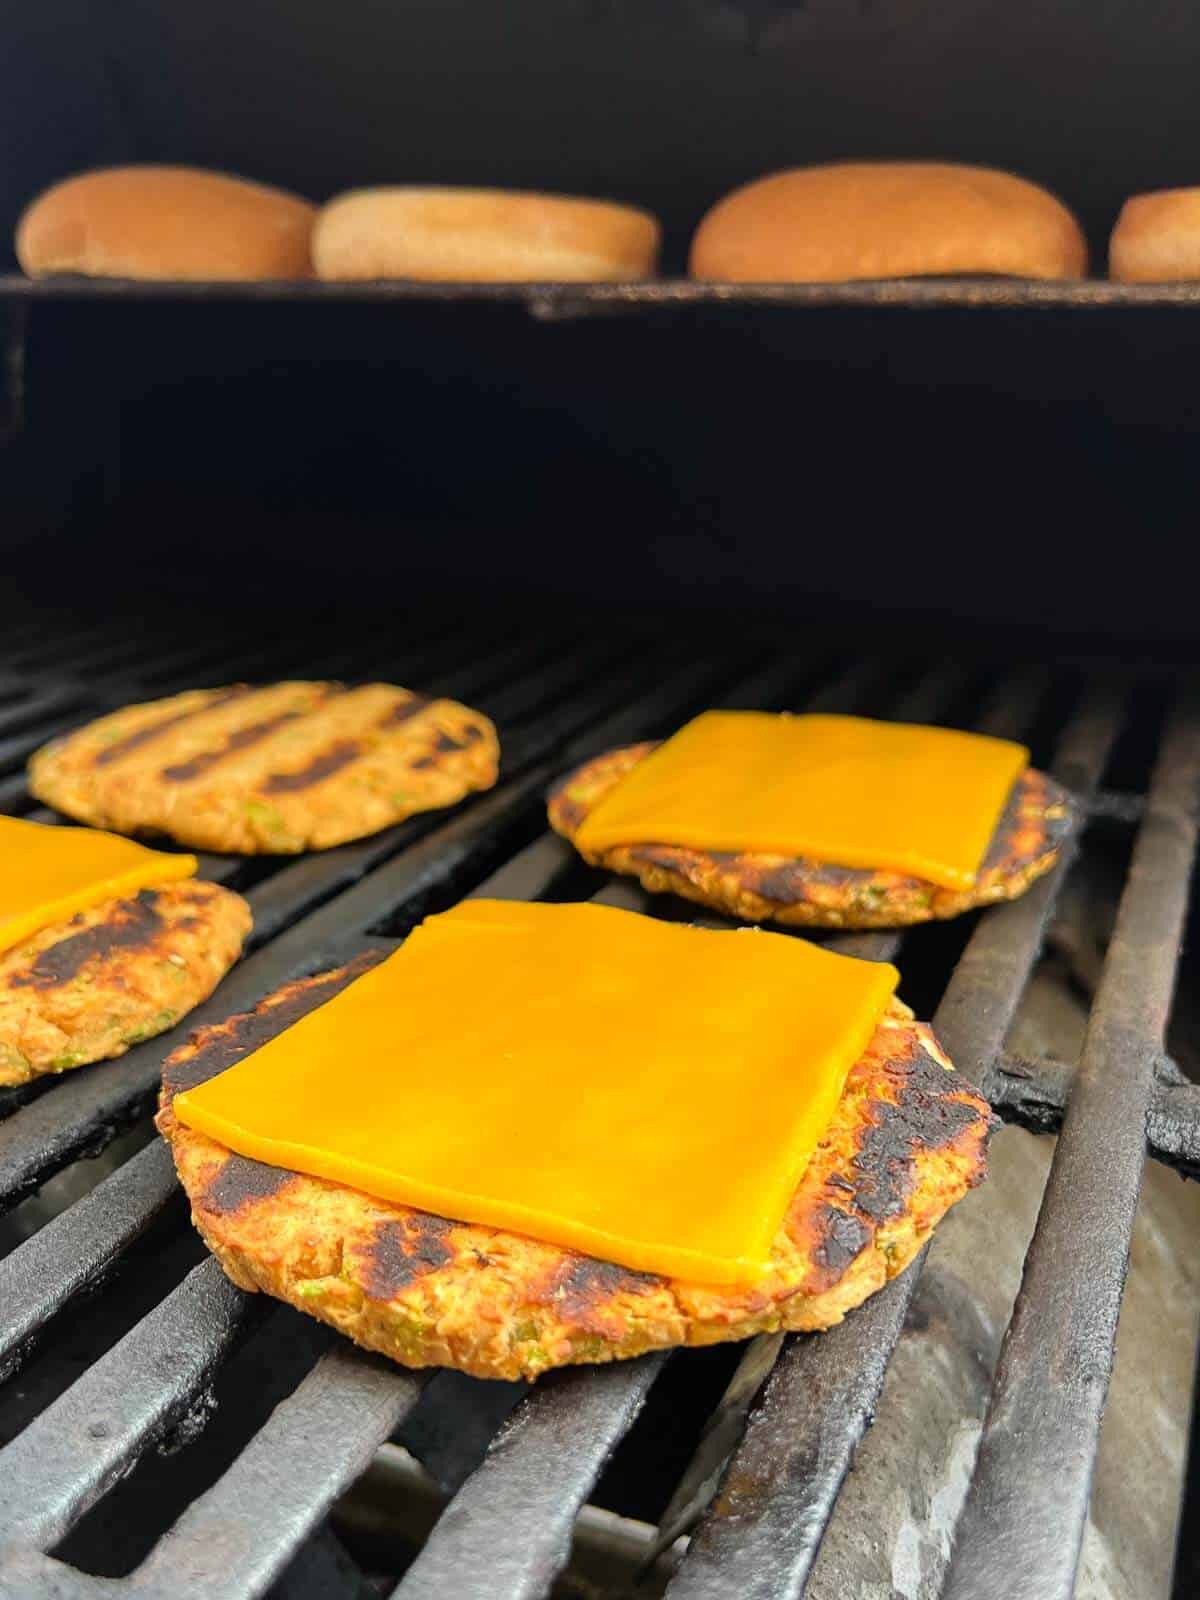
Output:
top-left (174, 898), bottom-right (898, 1284)
top-left (0, 814), bottom-right (196, 955)
top-left (573, 712), bottom-right (1029, 892)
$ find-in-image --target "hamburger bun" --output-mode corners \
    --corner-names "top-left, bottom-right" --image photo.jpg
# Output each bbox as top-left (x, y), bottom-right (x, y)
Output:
top-left (689, 162), bottom-right (1087, 283)
top-left (1110, 189), bottom-right (1200, 281)
top-left (313, 187), bottom-right (660, 282)
top-left (16, 166), bottom-right (316, 281)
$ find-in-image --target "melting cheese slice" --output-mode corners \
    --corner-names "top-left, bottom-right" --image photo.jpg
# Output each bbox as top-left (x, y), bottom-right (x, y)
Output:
top-left (574, 712), bottom-right (1030, 892)
top-left (174, 898), bottom-right (898, 1284)
top-left (0, 814), bottom-right (196, 955)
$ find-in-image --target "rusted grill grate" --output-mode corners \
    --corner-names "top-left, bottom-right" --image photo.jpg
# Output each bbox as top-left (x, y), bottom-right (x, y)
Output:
top-left (0, 611), bottom-right (1193, 1600)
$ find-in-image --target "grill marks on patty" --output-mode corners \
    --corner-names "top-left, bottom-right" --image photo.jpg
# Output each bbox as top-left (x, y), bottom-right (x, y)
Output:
top-left (258, 697), bottom-right (447, 794)
top-left (202, 1154), bottom-right (297, 1215)
top-left (0, 878), bottom-right (251, 1088)
top-left (161, 705), bottom-right (329, 783)
top-left (378, 692), bottom-right (432, 729)
top-left (8, 888), bottom-right (166, 990)
top-left (355, 1215), bottom-right (457, 1300)
top-left (81, 684), bottom-right (441, 792)
top-left (261, 739), bottom-right (365, 794)
top-left (29, 682), bottom-right (501, 853)
top-left (549, 743), bottom-right (1075, 930)
top-left (92, 686), bottom-right (252, 767)
top-left (159, 969), bottom-right (992, 1380)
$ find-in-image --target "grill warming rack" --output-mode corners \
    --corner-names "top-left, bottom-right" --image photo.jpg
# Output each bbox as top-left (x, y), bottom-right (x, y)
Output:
top-left (0, 612), bottom-right (1192, 1600)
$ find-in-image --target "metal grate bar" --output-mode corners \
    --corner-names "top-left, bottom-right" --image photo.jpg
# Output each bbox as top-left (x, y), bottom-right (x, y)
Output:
top-left (0, 1140), bottom-right (177, 1378)
top-left (4, 622), bottom-right (153, 674)
top-left (0, 687), bottom-right (87, 740)
top-left (13, 631), bottom-right (246, 684)
top-left (940, 689), bottom-right (1200, 1600)
top-left (468, 636), bottom-right (656, 731)
top-left (394, 1356), bottom-right (665, 1600)
top-left (0, 1259), bottom-right (248, 1551)
top-left (129, 1344), bottom-right (426, 1600)
top-left (0, 773), bottom-right (33, 811)
top-left (990, 1050), bottom-right (1200, 1180)
top-left (92, 614), bottom-right (451, 700)
top-left (429, 635), bottom-right (576, 709)
top-left (664, 682), bottom-right (1121, 1600)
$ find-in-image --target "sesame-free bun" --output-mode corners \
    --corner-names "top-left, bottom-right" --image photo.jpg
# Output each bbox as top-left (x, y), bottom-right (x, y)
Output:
top-left (313, 187), bottom-right (661, 282)
top-left (16, 167), bottom-right (316, 281)
top-left (1110, 189), bottom-right (1200, 281)
top-left (689, 162), bottom-right (1087, 283)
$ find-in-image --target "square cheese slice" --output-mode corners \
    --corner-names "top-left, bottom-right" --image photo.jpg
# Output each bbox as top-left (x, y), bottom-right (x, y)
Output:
top-left (573, 712), bottom-right (1029, 892)
top-left (174, 899), bottom-right (897, 1285)
top-left (0, 814), bottom-right (196, 955)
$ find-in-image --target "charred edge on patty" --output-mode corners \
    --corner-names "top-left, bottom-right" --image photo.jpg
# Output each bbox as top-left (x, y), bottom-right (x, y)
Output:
top-left (7, 889), bottom-right (167, 990)
top-left (161, 977), bottom-right (990, 1376)
top-left (201, 1154), bottom-right (297, 1215)
top-left (627, 773), bottom-right (1067, 902)
top-left (355, 1216), bottom-right (457, 1299)
top-left (92, 686), bottom-right (251, 767)
top-left (808, 1205), bottom-right (874, 1288)
top-left (552, 749), bottom-right (1075, 906)
top-left (161, 707), bottom-right (322, 782)
top-left (261, 740), bottom-right (365, 794)
top-left (846, 1032), bottom-right (997, 1225)
top-left (538, 1256), bottom-right (662, 1324)
top-left (162, 951), bottom-right (384, 1102)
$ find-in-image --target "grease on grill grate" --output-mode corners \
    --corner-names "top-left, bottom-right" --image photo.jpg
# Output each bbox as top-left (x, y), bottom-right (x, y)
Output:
top-left (0, 610), bottom-right (1193, 1600)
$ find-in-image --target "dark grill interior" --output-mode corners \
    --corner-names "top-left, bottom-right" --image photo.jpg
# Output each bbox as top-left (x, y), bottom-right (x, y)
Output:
top-left (0, 608), bottom-right (1197, 1599)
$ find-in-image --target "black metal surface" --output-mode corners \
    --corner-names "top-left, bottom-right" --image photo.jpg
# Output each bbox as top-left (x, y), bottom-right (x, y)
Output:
top-left (941, 690), bottom-right (1200, 1600)
top-left (0, 1259), bottom-right (248, 1551)
top-left (396, 1356), bottom-right (666, 1600)
top-left (132, 1343), bottom-right (425, 1600)
top-left (0, 1140), bottom-right (177, 1379)
top-left (0, 612), bottom-right (1189, 1600)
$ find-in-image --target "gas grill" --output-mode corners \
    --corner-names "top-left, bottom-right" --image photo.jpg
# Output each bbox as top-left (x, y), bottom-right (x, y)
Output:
top-left (7, 1), bottom-right (1200, 1588)
top-left (0, 604), bottom-right (1193, 1599)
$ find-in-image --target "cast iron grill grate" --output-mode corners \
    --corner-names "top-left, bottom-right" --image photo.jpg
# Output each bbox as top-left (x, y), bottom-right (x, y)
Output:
top-left (0, 610), bottom-right (1194, 1600)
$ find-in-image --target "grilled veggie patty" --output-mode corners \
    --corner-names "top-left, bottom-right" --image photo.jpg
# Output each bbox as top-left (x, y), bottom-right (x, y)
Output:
top-left (0, 879), bottom-right (250, 1087)
top-left (549, 744), bottom-right (1074, 929)
top-left (29, 682), bottom-right (500, 854)
top-left (158, 955), bottom-right (992, 1381)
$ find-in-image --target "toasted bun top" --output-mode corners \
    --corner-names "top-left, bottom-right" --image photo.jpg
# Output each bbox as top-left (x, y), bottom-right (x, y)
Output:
top-left (1110, 188), bottom-right (1200, 282)
top-left (313, 186), bottom-right (661, 282)
top-left (689, 162), bottom-right (1088, 283)
top-left (16, 166), bottom-right (316, 281)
